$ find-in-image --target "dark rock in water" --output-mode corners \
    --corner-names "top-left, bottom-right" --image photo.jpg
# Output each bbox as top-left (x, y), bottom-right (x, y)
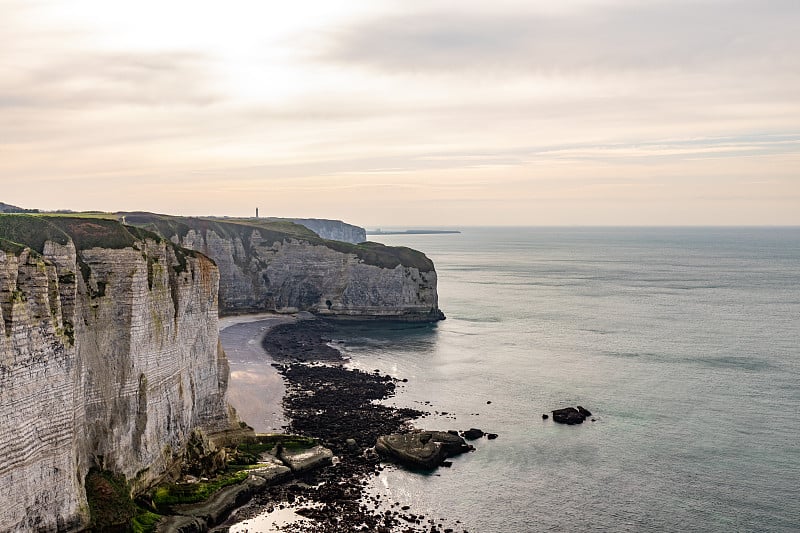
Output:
top-left (577, 405), bottom-right (592, 418)
top-left (375, 430), bottom-right (471, 470)
top-left (486, 433), bottom-right (498, 440)
top-left (486, 400), bottom-right (492, 404)
top-left (461, 428), bottom-right (484, 440)
top-left (542, 414), bottom-right (549, 420)
top-left (551, 407), bottom-right (586, 425)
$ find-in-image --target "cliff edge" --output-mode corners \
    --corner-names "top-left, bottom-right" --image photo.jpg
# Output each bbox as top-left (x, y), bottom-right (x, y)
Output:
top-left (282, 218), bottom-right (366, 244)
top-left (0, 215), bottom-right (234, 531)
top-left (124, 213), bottom-right (444, 321)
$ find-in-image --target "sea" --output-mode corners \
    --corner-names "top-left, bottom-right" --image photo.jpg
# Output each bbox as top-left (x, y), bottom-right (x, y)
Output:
top-left (228, 227), bottom-right (800, 532)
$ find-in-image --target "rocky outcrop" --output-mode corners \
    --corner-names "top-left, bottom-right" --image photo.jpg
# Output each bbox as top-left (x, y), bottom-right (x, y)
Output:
top-left (277, 444), bottom-right (334, 474)
top-left (375, 430), bottom-right (472, 470)
top-left (283, 218), bottom-right (366, 244)
top-left (0, 215), bottom-right (234, 532)
top-left (551, 406), bottom-right (593, 425)
top-left (124, 213), bottom-right (444, 321)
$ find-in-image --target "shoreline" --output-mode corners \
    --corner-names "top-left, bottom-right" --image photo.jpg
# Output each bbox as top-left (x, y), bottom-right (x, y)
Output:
top-left (219, 311), bottom-right (305, 332)
top-left (220, 312), bottom-right (302, 434)
top-left (219, 315), bottom-right (471, 533)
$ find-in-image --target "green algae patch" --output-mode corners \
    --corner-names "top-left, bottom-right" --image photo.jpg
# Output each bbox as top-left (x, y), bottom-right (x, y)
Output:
top-left (132, 511), bottom-right (161, 533)
top-left (85, 469), bottom-right (160, 533)
top-left (233, 434), bottom-right (317, 464)
top-left (151, 469), bottom-right (250, 510)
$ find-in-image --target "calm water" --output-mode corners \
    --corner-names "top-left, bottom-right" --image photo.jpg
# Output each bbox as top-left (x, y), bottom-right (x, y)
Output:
top-left (227, 227), bottom-right (800, 532)
top-left (330, 227), bottom-right (800, 532)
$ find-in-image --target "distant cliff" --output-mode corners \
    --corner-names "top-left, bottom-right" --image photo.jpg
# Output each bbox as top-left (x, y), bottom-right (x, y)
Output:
top-left (125, 213), bottom-right (444, 321)
top-left (283, 218), bottom-right (366, 244)
top-left (0, 201), bottom-right (37, 213)
top-left (0, 215), bottom-right (233, 531)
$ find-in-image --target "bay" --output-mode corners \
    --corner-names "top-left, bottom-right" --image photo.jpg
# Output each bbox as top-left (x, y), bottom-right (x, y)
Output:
top-left (229, 227), bottom-right (800, 532)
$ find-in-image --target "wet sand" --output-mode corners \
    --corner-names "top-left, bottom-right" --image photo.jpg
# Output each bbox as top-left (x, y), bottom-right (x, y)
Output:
top-left (219, 313), bottom-right (297, 432)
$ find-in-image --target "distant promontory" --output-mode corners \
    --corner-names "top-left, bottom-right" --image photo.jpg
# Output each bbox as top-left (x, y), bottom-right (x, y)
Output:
top-left (367, 229), bottom-right (461, 235)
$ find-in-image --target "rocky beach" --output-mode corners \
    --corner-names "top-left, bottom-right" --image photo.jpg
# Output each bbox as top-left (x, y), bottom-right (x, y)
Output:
top-left (220, 315), bottom-right (477, 533)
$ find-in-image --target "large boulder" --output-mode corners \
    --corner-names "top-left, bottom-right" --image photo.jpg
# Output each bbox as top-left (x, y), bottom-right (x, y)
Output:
top-left (461, 428), bottom-right (485, 440)
top-left (277, 444), bottom-right (334, 474)
top-left (375, 430), bottom-right (472, 470)
top-left (184, 429), bottom-right (228, 478)
top-left (551, 407), bottom-right (586, 425)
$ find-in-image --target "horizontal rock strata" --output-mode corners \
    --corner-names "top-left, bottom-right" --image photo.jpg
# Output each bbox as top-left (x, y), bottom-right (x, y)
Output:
top-left (122, 213), bottom-right (444, 321)
top-left (0, 215), bottom-right (234, 531)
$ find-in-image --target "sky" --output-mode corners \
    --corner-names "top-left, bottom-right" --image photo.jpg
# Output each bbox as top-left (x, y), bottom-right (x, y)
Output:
top-left (1, 0), bottom-right (799, 226)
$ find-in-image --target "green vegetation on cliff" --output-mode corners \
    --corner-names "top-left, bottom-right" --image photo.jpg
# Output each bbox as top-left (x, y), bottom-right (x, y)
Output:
top-left (85, 470), bottom-right (160, 533)
top-left (0, 214), bottom-right (197, 268)
top-left (0, 214), bottom-right (146, 252)
top-left (0, 211), bottom-right (435, 271)
top-left (0, 215), bottom-right (71, 252)
top-left (123, 212), bottom-right (435, 271)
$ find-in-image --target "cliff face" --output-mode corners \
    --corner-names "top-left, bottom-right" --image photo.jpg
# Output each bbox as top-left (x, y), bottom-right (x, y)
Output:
top-left (125, 214), bottom-right (444, 321)
top-left (0, 216), bottom-right (232, 532)
top-left (283, 218), bottom-right (366, 244)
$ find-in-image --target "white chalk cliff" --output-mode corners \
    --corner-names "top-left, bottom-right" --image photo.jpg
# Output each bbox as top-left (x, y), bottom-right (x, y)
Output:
top-left (0, 212), bottom-right (443, 531)
top-left (125, 214), bottom-right (444, 321)
top-left (0, 217), bottom-right (233, 531)
top-left (283, 218), bottom-right (366, 244)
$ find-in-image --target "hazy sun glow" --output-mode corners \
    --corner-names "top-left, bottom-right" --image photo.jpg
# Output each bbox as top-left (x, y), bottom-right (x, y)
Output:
top-left (1, 0), bottom-right (798, 225)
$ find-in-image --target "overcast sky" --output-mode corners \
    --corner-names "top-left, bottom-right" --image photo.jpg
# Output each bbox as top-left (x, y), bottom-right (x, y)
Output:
top-left (1, 0), bottom-right (798, 225)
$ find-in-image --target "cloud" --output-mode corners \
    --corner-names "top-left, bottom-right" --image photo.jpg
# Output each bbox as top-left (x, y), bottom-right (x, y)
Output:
top-left (322, 0), bottom-right (800, 76)
top-left (0, 51), bottom-right (220, 110)
top-left (0, 1), bottom-right (221, 110)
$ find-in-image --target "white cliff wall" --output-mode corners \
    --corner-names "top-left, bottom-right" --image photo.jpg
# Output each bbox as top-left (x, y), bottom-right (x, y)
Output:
top-left (286, 218), bottom-right (366, 244)
top-left (0, 233), bottom-right (232, 531)
top-left (0, 246), bottom-right (84, 531)
top-left (178, 229), bottom-right (441, 320)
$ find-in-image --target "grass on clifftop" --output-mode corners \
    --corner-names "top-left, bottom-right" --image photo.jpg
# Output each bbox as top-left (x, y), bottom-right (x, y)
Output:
top-left (1, 211), bottom-right (435, 271)
top-left (0, 215), bottom-right (203, 281)
top-left (122, 212), bottom-right (436, 271)
top-left (121, 212), bottom-right (319, 244)
top-left (0, 214), bottom-right (147, 252)
top-left (0, 214), bottom-right (71, 252)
